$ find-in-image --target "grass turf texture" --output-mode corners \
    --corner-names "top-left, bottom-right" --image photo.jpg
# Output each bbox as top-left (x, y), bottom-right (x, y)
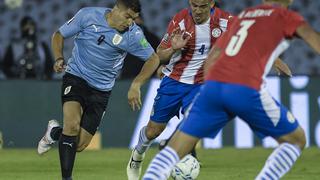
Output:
top-left (0, 147), bottom-right (319, 180)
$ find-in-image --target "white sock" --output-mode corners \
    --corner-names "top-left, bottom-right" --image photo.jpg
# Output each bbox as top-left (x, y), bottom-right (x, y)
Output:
top-left (255, 143), bottom-right (301, 180)
top-left (143, 146), bottom-right (180, 180)
top-left (135, 126), bottom-right (153, 154)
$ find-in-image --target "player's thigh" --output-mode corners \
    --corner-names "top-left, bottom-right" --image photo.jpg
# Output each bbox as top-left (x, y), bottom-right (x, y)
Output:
top-left (62, 101), bottom-right (82, 135)
top-left (61, 73), bottom-right (87, 135)
top-left (150, 76), bottom-right (188, 123)
top-left (179, 82), bottom-right (230, 139)
top-left (237, 88), bottom-right (300, 139)
top-left (80, 89), bottom-right (110, 136)
top-left (61, 73), bottom-right (86, 108)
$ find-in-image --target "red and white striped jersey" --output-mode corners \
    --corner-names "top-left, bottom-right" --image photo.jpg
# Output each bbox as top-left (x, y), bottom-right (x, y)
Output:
top-left (206, 5), bottom-right (306, 90)
top-left (159, 8), bottom-right (232, 84)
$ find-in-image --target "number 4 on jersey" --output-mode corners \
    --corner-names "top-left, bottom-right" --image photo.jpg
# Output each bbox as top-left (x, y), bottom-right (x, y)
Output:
top-left (226, 20), bottom-right (255, 56)
top-left (198, 44), bottom-right (206, 55)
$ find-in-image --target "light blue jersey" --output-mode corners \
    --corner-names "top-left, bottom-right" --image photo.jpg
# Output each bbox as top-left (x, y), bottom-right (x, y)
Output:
top-left (59, 7), bottom-right (154, 91)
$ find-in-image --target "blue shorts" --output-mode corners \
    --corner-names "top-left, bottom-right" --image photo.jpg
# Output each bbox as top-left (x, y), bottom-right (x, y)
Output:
top-left (179, 81), bottom-right (299, 139)
top-left (150, 76), bottom-right (201, 123)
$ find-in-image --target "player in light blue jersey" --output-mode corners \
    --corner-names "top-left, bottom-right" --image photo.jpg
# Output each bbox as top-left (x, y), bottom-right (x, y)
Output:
top-left (37, 0), bottom-right (159, 179)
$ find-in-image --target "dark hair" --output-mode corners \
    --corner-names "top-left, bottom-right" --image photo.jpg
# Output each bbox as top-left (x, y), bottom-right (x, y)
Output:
top-left (20, 16), bottom-right (36, 29)
top-left (116, 0), bottom-right (141, 13)
top-left (20, 16), bottom-right (37, 38)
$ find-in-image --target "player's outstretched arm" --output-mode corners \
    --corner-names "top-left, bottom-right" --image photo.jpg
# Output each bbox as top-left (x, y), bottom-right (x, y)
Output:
top-left (51, 31), bottom-right (66, 73)
top-left (296, 24), bottom-right (320, 54)
top-left (273, 58), bottom-right (292, 77)
top-left (128, 53), bottom-right (160, 111)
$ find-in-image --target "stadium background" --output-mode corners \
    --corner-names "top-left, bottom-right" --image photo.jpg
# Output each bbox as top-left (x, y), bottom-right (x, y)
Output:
top-left (0, 0), bottom-right (319, 149)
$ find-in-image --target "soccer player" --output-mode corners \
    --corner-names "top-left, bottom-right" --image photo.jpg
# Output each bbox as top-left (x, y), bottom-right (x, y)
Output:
top-left (126, 0), bottom-right (232, 179)
top-left (142, 0), bottom-right (320, 179)
top-left (37, 0), bottom-right (160, 179)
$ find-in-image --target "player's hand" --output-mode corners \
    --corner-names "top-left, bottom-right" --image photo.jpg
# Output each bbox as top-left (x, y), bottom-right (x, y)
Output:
top-left (128, 82), bottom-right (142, 111)
top-left (156, 65), bottom-right (165, 79)
top-left (274, 59), bottom-right (292, 77)
top-left (54, 58), bottom-right (66, 73)
top-left (171, 27), bottom-right (191, 51)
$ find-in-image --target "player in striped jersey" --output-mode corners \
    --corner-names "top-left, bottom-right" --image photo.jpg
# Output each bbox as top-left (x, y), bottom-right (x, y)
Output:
top-left (142, 0), bottom-right (320, 179)
top-left (126, 1), bottom-right (232, 179)
top-left (127, 1), bottom-right (291, 179)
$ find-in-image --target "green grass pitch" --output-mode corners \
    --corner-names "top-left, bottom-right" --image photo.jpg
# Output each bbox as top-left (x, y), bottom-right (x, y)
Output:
top-left (0, 147), bottom-right (319, 180)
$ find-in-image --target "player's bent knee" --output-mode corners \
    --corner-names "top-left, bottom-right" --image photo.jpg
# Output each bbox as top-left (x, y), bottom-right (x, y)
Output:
top-left (63, 121), bottom-right (81, 136)
top-left (277, 126), bottom-right (306, 150)
top-left (290, 127), bottom-right (306, 150)
top-left (146, 124), bottom-right (165, 140)
top-left (296, 129), bottom-right (306, 150)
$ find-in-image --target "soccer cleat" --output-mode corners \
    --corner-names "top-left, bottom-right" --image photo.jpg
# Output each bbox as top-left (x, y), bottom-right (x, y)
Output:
top-left (37, 119), bottom-right (60, 155)
top-left (127, 149), bottom-right (145, 180)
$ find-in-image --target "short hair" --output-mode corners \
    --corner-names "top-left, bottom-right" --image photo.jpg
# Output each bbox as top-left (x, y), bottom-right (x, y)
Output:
top-left (116, 0), bottom-right (141, 13)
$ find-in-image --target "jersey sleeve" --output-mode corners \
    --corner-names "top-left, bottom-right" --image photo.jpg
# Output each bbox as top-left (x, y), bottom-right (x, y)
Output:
top-left (59, 8), bottom-right (89, 38)
top-left (282, 10), bottom-right (306, 38)
top-left (127, 26), bottom-right (155, 61)
top-left (158, 15), bottom-right (179, 49)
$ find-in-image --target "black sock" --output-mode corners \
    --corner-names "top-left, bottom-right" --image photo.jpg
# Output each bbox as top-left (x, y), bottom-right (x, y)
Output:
top-left (59, 134), bottom-right (77, 179)
top-left (62, 178), bottom-right (73, 180)
top-left (62, 177), bottom-right (72, 180)
top-left (50, 127), bottom-right (62, 141)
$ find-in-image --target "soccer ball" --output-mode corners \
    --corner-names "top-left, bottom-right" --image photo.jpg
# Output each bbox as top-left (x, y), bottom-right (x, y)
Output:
top-left (171, 154), bottom-right (200, 180)
top-left (4, 0), bottom-right (23, 9)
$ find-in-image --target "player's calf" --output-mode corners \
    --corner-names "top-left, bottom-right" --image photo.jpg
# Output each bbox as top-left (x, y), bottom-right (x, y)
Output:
top-left (145, 121), bottom-right (166, 140)
top-left (76, 142), bottom-right (89, 152)
top-left (76, 128), bottom-right (94, 152)
top-left (127, 122), bottom-right (166, 180)
top-left (256, 127), bottom-right (306, 180)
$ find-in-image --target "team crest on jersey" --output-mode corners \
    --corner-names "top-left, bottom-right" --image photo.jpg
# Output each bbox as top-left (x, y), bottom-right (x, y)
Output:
top-left (212, 28), bottom-right (222, 38)
top-left (112, 34), bottom-right (123, 45)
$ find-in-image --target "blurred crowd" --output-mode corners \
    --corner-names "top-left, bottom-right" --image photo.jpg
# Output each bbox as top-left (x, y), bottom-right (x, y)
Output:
top-left (0, 0), bottom-right (319, 80)
top-left (0, 16), bottom-right (53, 80)
top-left (0, 15), bottom-right (160, 80)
